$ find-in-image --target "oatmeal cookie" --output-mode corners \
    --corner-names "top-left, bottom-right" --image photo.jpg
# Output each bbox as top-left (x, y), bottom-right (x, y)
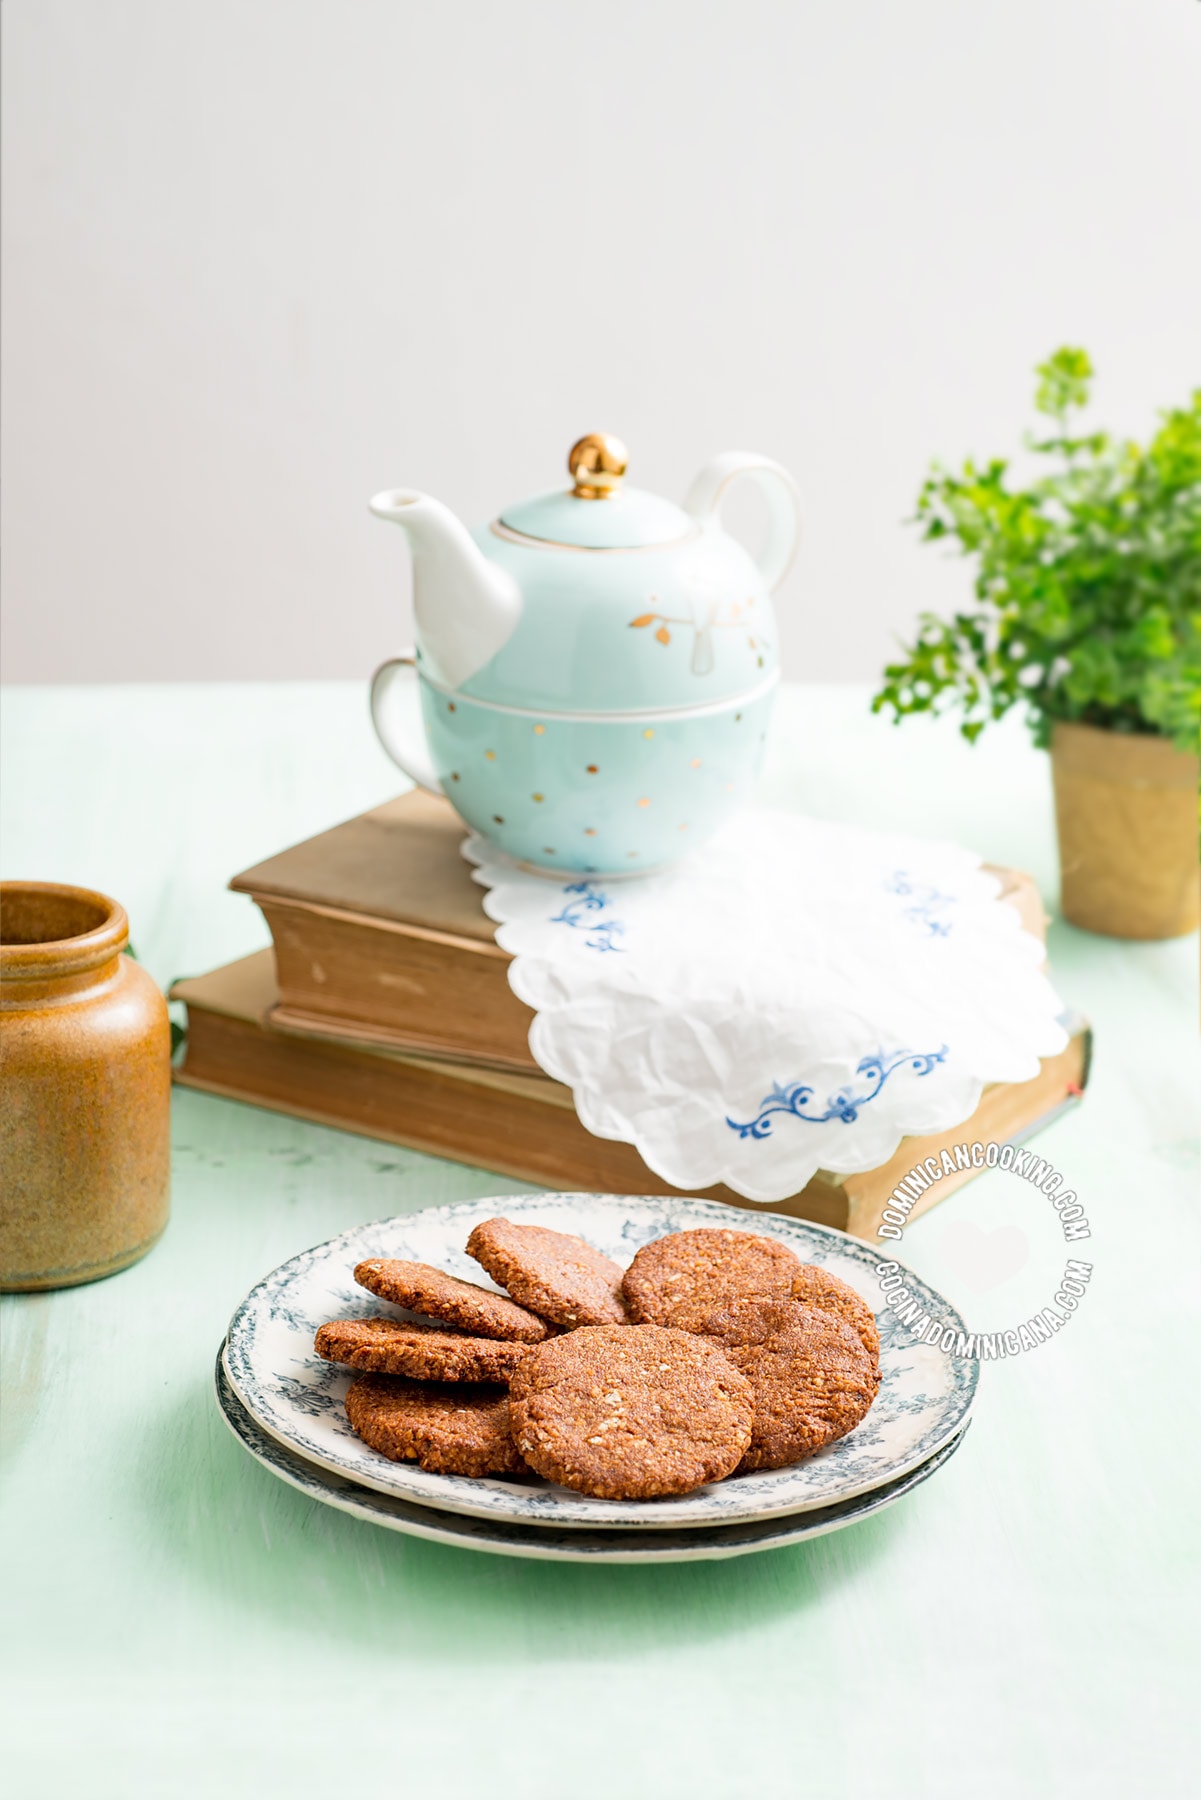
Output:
top-left (790, 1263), bottom-right (881, 1364)
top-left (354, 1257), bottom-right (554, 1343)
top-left (622, 1228), bottom-right (802, 1332)
top-left (701, 1298), bottom-right (880, 1471)
top-left (466, 1217), bottom-right (627, 1328)
top-left (507, 1323), bottom-right (753, 1499)
top-left (315, 1316), bottom-right (528, 1382)
top-left (345, 1373), bottom-right (527, 1477)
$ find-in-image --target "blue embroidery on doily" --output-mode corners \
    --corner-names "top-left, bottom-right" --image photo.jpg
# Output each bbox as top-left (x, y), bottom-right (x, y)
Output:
top-left (885, 871), bottom-right (955, 937)
top-left (550, 881), bottom-right (626, 953)
top-left (727, 1047), bottom-right (949, 1139)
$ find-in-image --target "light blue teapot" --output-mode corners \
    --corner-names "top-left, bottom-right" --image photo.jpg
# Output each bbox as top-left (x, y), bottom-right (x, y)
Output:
top-left (370, 433), bottom-right (799, 874)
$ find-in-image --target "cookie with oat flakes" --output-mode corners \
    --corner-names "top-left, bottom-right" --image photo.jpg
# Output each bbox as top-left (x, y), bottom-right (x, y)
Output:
top-left (789, 1263), bottom-right (881, 1365)
top-left (466, 1217), bottom-right (627, 1328)
top-left (345, 1373), bottom-right (527, 1477)
top-left (507, 1323), bottom-right (752, 1499)
top-left (701, 1298), bottom-right (879, 1472)
top-left (622, 1227), bottom-right (802, 1332)
top-left (354, 1257), bottom-right (554, 1343)
top-left (315, 1316), bottom-right (528, 1382)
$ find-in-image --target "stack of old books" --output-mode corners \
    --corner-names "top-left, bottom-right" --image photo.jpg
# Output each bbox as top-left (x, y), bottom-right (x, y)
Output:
top-left (172, 790), bottom-right (1090, 1239)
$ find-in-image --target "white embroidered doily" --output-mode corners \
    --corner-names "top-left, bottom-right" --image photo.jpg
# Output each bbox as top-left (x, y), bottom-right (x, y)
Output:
top-left (465, 812), bottom-right (1068, 1205)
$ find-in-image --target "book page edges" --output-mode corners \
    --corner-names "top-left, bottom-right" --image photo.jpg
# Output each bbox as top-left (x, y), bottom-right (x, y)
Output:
top-left (171, 950), bottom-right (1088, 1240)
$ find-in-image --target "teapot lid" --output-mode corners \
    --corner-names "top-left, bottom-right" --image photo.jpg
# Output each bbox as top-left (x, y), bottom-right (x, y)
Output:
top-left (497, 434), bottom-right (695, 550)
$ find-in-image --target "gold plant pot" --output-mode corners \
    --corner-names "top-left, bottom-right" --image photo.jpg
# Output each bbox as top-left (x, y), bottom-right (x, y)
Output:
top-left (0, 882), bottom-right (171, 1290)
top-left (1050, 722), bottom-right (1200, 940)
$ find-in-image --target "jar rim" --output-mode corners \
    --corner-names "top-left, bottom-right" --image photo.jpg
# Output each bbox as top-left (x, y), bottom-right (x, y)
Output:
top-left (0, 881), bottom-right (129, 978)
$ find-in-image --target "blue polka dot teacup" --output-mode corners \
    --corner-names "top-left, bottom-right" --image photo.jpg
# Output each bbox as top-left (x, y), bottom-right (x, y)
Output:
top-left (369, 433), bottom-right (799, 875)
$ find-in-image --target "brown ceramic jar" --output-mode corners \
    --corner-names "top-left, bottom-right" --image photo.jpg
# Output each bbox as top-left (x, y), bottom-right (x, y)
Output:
top-left (1, 882), bottom-right (171, 1289)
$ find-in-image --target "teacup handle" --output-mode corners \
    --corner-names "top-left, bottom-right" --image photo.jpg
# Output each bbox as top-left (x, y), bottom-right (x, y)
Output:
top-left (369, 653), bottom-right (444, 794)
top-left (684, 452), bottom-right (801, 593)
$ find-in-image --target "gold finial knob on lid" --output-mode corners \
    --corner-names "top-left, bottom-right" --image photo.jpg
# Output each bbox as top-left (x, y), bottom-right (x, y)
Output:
top-left (568, 432), bottom-right (628, 499)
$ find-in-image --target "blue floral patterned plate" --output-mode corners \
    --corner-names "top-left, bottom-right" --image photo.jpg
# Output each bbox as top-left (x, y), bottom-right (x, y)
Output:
top-left (222, 1193), bottom-right (977, 1530)
top-left (216, 1348), bottom-right (969, 1562)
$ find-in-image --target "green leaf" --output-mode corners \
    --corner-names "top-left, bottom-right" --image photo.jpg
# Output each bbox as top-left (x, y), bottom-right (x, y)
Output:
top-left (1035, 346), bottom-right (1093, 420)
top-left (872, 350), bottom-right (1201, 756)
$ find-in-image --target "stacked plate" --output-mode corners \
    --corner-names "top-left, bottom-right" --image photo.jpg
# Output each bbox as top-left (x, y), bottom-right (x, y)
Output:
top-left (219, 1193), bottom-right (977, 1564)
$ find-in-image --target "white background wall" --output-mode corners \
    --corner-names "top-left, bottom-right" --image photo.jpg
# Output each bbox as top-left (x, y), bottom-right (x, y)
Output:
top-left (2, 0), bottom-right (1198, 687)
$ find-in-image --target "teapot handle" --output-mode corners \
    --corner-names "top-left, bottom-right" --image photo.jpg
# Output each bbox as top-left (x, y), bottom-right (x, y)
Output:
top-left (369, 653), bottom-right (444, 794)
top-left (683, 453), bottom-right (801, 593)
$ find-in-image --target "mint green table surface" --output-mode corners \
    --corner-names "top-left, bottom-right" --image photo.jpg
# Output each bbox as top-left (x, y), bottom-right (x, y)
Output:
top-left (1, 683), bottom-right (1196, 1799)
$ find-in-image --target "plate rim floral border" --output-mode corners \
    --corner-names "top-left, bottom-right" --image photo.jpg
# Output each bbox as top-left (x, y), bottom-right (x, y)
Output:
top-left (215, 1347), bottom-right (972, 1564)
top-left (222, 1192), bottom-right (978, 1531)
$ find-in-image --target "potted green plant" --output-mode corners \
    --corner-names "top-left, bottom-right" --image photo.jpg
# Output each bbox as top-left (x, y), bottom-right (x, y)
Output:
top-left (873, 348), bottom-right (1200, 939)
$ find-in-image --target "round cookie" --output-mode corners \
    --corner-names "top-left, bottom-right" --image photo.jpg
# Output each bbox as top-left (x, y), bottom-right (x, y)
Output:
top-left (790, 1263), bottom-right (881, 1365)
top-left (345, 1373), bottom-right (527, 1476)
top-left (315, 1317), bottom-right (529, 1382)
top-left (701, 1298), bottom-right (880, 1472)
top-left (354, 1257), bottom-right (554, 1343)
top-left (622, 1228), bottom-right (802, 1332)
top-left (466, 1217), bottom-right (627, 1328)
top-left (508, 1323), bottom-right (753, 1499)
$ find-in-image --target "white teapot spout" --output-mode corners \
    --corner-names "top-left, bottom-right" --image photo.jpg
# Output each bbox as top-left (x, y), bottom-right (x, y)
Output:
top-left (370, 489), bottom-right (522, 690)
